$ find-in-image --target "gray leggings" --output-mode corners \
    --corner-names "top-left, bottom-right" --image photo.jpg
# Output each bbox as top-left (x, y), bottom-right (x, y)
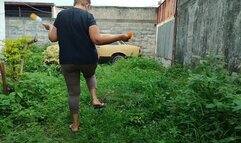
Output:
top-left (61, 64), bottom-right (97, 113)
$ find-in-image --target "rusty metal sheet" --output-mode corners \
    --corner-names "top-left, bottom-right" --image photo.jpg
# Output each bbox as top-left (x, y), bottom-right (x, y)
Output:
top-left (157, 0), bottom-right (176, 24)
top-left (156, 18), bottom-right (175, 61)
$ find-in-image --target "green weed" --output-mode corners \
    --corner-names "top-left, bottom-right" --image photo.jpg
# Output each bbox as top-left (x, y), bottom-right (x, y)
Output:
top-left (0, 49), bottom-right (241, 142)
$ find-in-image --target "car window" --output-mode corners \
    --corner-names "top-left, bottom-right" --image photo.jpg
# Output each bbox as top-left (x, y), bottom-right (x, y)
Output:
top-left (119, 41), bottom-right (125, 45)
top-left (111, 42), bottom-right (119, 45)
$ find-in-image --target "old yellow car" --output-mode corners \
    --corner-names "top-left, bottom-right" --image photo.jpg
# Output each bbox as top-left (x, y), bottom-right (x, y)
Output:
top-left (97, 40), bottom-right (141, 63)
top-left (43, 41), bottom-right (141, 64)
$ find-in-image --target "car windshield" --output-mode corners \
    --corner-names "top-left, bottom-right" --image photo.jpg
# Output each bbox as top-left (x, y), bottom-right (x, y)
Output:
top-left (119, 41), bottom-right (125, 44)
top-left (96, 41), bottom-right (126, 47)
top-left (110, 41), bottom-right (126, 45)
top-left (111, 42), bottom-right (119, 45)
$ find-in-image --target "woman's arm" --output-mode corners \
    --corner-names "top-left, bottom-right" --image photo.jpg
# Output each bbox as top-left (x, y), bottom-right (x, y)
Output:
top-left (43, 23), bottom-right (58, 42)
top-left (89, 25), bottom-right (131, 45)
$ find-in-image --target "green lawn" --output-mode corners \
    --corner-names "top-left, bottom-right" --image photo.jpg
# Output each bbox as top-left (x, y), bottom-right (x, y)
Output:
top-left (0, 46), bottom-right (241, 143)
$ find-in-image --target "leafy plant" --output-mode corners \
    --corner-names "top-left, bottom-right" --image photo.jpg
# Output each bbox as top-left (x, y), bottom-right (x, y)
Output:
top-left (43, 45), bottom-right (59, 64)
top-left (1, 55), bottom-right (241, 143)
top-left (1, 37), bottom-right (36, 82)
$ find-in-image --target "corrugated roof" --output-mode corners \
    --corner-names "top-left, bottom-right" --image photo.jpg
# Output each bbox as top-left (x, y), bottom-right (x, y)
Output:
top-left (5, 2), bottom-right (54, 7)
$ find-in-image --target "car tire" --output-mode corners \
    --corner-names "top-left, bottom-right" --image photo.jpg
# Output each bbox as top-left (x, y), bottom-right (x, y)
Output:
top-left (110, 54), bottom-right (125, 63)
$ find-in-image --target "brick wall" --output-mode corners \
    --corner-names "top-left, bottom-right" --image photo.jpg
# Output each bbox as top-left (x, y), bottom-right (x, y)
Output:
top-left (5, 6), bottom-right (157, 56)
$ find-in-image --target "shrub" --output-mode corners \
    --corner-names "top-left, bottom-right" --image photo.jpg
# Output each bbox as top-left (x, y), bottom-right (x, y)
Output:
top-left (43, 45), bottom-right (59, 64)
top-left (1, 37), bottom-right (36, 81)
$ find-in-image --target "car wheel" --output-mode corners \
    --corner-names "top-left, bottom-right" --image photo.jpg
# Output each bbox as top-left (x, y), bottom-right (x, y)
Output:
top-left (110, 54), bottom-right (125, 63)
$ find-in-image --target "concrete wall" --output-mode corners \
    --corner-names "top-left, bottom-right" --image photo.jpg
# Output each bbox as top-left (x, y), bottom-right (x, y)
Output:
top-left (0, 0), bottom-right (5, 49)
top-left (5, 17), bottom-right (52, 42)
top-left (176, 0), bottom-right (241, 70)
top-left (5, 6), bottom-right (157, 56)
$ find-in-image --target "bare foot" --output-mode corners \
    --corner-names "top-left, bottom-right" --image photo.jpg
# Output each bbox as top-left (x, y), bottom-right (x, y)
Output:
top-left (69, 123), bottom-right (79, 133)
top-left (92, 99), bottom-right (101, 104)
top-left (92, 99), bottom-right (105, 109)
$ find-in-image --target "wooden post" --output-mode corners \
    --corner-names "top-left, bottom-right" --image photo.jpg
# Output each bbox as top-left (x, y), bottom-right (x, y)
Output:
top-left (20, 38), bottom-right (37, 75)
top-left (20, 44), bottom-right (28, 75)
top-left (0, 62), bottom-right (9, 94)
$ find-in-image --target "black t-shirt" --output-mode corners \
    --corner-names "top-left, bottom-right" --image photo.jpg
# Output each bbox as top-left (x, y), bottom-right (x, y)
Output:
top-left (54, 7), bottom-right (98, 64)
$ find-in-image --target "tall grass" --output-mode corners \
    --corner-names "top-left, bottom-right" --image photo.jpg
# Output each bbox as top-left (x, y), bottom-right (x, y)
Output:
top-left (0, 46), bottom-right (241, 142)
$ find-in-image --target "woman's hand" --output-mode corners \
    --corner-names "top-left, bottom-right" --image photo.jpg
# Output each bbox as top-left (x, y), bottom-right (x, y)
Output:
top-left (42, 23), bottom-right (52, 30)
top-left (122, 32), bottom-right (134, 42)
top-left (42, 23), bottom-right (58, 42)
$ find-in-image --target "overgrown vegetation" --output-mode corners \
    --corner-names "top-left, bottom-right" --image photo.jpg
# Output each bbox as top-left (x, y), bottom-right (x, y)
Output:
top-left (0, 44), bottom-right (241, 143)
top-left (1, 37), bottom-right (36, 82)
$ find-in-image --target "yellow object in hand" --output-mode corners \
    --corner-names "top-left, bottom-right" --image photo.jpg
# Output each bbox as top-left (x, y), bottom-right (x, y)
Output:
top-left (127, 32), bottom-right (134, 39)
top-left (30, 13), bottom-right (42, 23)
